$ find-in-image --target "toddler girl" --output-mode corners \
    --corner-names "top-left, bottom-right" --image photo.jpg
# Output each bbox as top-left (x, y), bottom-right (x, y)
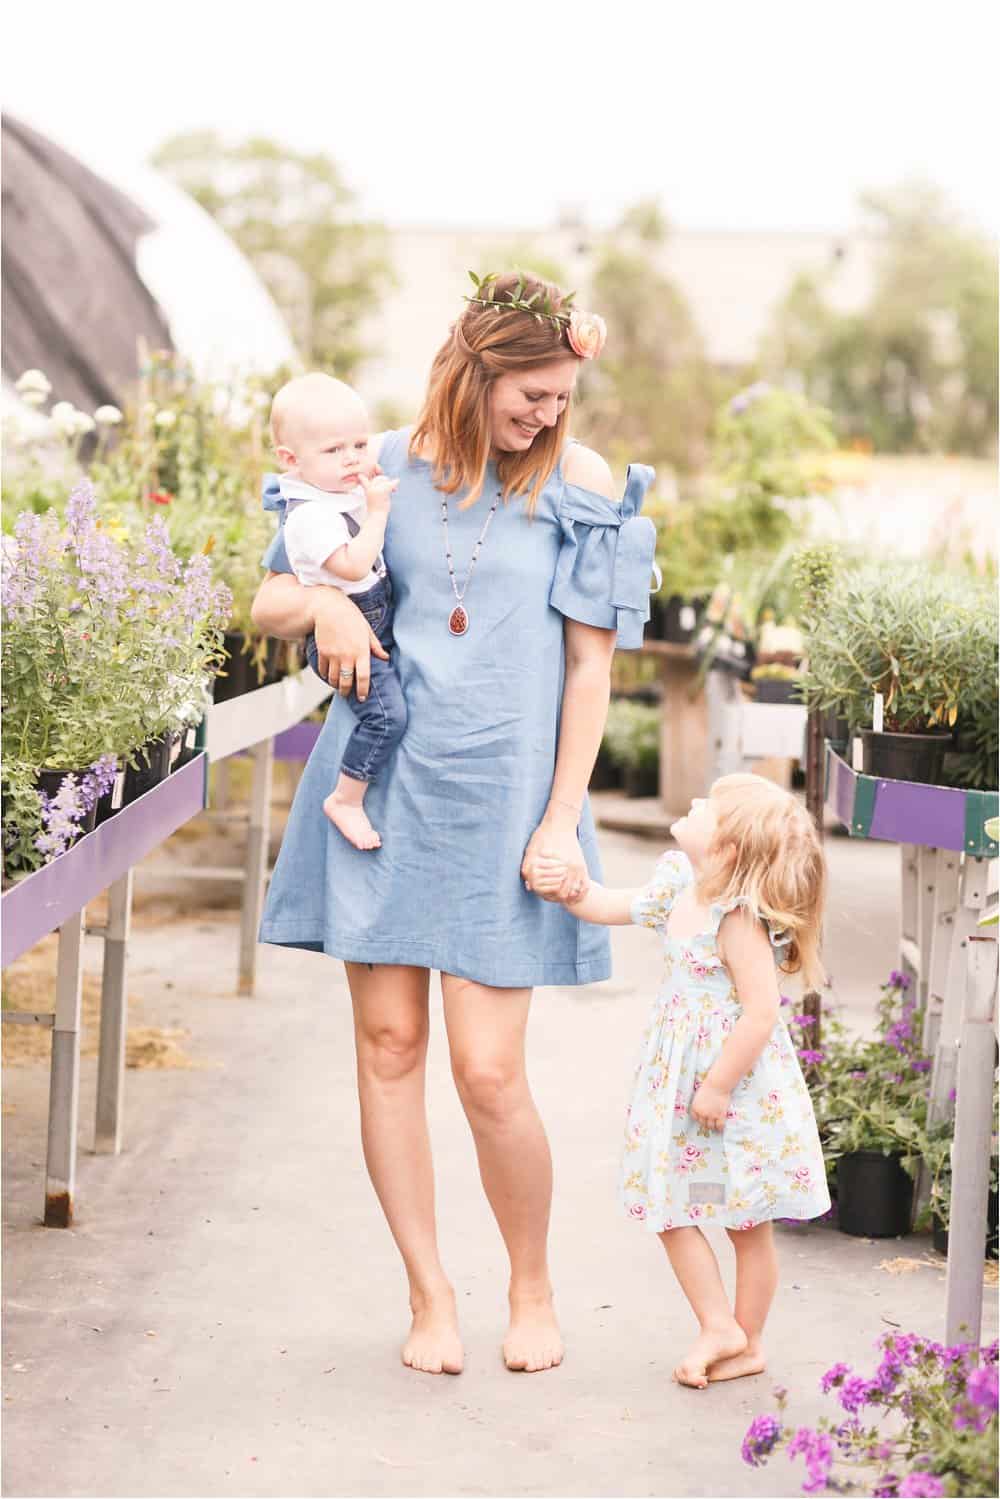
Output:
top-left (536, 773), bottom-right (830, 1388)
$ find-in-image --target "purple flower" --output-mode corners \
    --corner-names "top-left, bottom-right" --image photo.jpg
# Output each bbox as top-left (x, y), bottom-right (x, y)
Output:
top-left (897, 1474), bottom-right (944, 1498)
top-left (966, 1364), bottom-right (999, 1410)
top-left (888, 970), bottom-right (912, 991)
top-left (910, 1059), bottom-right (931, 1074)
top-left (791, 1013), bottom-right (818, 1030)
top-left (741, 1413), bottom-right (781, 1467)
top-left (839, 1374), bottom-right (872, 1413)
top-left (797, 1049), bottom-right (826, 1066)
top-left (873, 1479), bottom-right (900, 1498)
top-left (821, 1362), bottom-right (851, 1393)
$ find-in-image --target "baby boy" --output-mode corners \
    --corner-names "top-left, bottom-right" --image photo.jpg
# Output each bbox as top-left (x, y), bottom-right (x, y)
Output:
top-left (269, 372), bottom-right (406, 851)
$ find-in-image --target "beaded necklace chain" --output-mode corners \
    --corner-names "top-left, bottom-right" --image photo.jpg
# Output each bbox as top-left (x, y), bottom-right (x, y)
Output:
top-left (441, 488), bottom-right (501, 636)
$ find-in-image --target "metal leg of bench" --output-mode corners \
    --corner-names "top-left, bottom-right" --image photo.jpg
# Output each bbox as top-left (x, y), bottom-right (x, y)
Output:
top-left (238, 737), bottom-right (273, 996)
top-left (44, 909), bottom-right (85, 1227)
top-left (94, 870), bottom-right (134, 1155)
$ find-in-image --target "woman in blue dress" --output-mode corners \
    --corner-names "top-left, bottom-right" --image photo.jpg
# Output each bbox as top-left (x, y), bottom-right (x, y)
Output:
top-left (250, 272), bottom-right (658, 1376)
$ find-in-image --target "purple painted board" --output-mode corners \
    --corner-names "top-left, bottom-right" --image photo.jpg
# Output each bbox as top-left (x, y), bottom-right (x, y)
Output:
top-left (273, 721), bottom-right (322, 761)
top-left (1, 755), bottom-right (208, 967)
top-left (869, 779), bottom-right (965, 851)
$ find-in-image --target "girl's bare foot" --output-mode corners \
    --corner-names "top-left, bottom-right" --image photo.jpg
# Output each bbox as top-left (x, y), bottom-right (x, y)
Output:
top-left (673, 1320), bottom-right (748, 1389)
top-left (503, 1289), bottom-right (564, 1373)
top-left (401, 1289), bottom-right (464, 1375)
top-left (708, 1342), bottom-right (766, 1382)
top-left (324, 793), bottom-right (381, 850)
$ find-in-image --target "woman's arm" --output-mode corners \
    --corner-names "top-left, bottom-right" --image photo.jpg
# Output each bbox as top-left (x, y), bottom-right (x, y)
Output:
top-left (250, 573), bottom-right (388, 699)
top-left (691, 910), bottom-right (781, 1129)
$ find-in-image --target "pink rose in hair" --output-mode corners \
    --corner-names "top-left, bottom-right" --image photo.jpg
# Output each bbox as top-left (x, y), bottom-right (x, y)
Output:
top-left (567, 308), bottom-right (607, 360)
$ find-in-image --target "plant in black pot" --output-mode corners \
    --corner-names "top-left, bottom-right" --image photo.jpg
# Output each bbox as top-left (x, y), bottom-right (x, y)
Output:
top-left (811, 973), bottom-right (930, 1238)
top-left (602, 699), bottom-right (660, 799)
top-left (798, 563), bottom-right (992, 787)
top-left (750, 618), bottom-right (805, 704)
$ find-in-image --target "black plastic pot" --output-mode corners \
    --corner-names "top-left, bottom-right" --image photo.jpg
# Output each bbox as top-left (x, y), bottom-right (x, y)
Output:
top-left (624, 762), bottom-right (660, 799)
top-left (753, 678), bottom-right (803, 705)
top-left (122, 735), bottom-right (173, 805)
top-left (823, 709), bottom-right (851, 751)
top-left (171, 723), bottom-right (201, 773)
top-left (213, 633), bottom-right (284, 702)
top-left (932, 1189), bottom-right (999, 1259)
top-left (860, 730), bottom-right (952, 787)
top-left (836, 1151), bottom-right (914, 1238)
top-left (590, 746), bottom-right (624, 792)
top-left (35, 769), bottom-right (98, 838)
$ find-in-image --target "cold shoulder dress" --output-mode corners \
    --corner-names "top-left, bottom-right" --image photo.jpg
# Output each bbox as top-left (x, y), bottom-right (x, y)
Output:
top-left (258, 429), bottom-right (658, 988)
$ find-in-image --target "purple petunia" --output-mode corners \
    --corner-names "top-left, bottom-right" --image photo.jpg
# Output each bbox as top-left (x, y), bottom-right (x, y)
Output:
top-left (839, 1374), bottom-right (872, 1413)
top-left (966, 1364), bottom-right (999, 1410)
top-left (820, 1362), bottom-right (850, 1392)
top-left (797, 1049), bottom-right (826, 1066)
top-left (897, 1473), bottom-right (944, 1497)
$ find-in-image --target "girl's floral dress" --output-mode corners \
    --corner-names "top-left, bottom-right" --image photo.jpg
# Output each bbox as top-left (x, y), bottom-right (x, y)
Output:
top-left (622, 850), bottom-right (830, 1232)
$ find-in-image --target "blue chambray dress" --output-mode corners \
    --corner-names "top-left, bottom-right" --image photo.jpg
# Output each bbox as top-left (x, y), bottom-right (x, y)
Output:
top-left (623, 850), bottom-right (830, 1230)
top-left (258, 429), bottom-right (657, 988)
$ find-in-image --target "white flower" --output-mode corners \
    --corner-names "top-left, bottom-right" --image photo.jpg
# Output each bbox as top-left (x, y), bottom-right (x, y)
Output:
top-left (15, 368), bottom-right (51, 400)
top-left (50, 400), bottom-right (79, 435)
top-left (71, 411), bottom-right (96, 436)
top-left (154, 409), bottom-right (178, 430)
top-left (94, 405), bottom-right (123, 426)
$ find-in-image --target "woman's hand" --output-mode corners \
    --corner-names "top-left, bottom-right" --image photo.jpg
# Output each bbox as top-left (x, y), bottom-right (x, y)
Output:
top-left (313, 589), bottom-right (389, 700)
top-left (521, 816), bottom-right (589, 904)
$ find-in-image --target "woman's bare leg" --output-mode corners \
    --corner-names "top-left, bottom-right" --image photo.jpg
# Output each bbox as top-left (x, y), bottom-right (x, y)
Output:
top-left (707, 1223), bottom-right (777, 1382)
top-left (441, 974), bottom-right (562, 1373)
top-left (346, 962), bottom-right (463, 1374)
top-left (659, 1227), bottom-right (747, 1388)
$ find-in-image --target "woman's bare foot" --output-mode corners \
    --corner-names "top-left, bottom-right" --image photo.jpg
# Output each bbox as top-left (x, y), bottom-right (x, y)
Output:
top-left (401, 1289), bottom-right (464, 1375)
top-left (673, 1320), bottom-right (748, 1389)
top-left (324, 793), bottom-right (381, 850)
top-left (707, 1343), bottom-right (766, 1382)
top-left (503, 1289), bottom-right (564, 1373)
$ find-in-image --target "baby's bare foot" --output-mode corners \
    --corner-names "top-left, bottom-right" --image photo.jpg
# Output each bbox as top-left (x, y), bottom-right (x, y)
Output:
top-left (503, 1289), bottom-right (564, 1373)
top-left (707, 1345), bottom-right (767, 1382)
top-left (673, 1320), bottom-right (747, 1389)
top-left (401, 1290), bottom-right (463, 1376)
top-left (324, 794), bottom-right (381, 850)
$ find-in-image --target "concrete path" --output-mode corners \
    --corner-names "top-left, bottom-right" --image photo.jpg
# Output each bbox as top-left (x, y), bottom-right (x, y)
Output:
top-left (3, 826), bottom-right (995, 1498)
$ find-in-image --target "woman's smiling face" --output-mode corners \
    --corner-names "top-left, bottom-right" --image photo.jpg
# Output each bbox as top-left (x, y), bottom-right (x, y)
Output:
top-left (487, 358), bottom-right (579, 453)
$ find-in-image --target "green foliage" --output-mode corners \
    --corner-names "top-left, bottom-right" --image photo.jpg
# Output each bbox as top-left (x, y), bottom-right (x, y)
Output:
top-left (798, 562), bottom-right (997, 758)
top-left (762, 181), bottom-right (999, 456)
top-left (150, 131), bottom-right (394, 376)
top-left (601, 699), bottom-right (660, 772)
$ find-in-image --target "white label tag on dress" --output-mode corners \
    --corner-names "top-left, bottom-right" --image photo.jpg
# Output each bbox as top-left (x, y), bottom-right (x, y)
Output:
top-left (873, 693), bottom-right (884, 733)
top-left (689, 1181), bottom-right (726, 1205)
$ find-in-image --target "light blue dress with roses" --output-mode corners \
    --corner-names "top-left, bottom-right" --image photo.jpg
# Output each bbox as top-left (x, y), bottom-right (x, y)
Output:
top-left (623, 850), bottom-right (830, 1231)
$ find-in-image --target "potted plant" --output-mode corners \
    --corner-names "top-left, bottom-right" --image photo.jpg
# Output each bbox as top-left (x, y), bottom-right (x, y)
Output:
top-left (750, 617), bottom-right (805, 703)
top-left (602, 699), bottom-right (660, 798)
top-left (811, 974), bottom-right (929, 1238)
top-left (1, 485), bottom-right (229, 874)
top-left (798, 563), bottom-right (989, 786)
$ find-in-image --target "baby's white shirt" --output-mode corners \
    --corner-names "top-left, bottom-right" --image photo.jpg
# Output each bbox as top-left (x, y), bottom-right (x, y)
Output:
top-left (279, 476), bottom-right (386, 596)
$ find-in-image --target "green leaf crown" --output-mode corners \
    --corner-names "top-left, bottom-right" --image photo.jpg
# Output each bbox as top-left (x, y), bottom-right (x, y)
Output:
top-left (464, 271), bottom-right (576, 329)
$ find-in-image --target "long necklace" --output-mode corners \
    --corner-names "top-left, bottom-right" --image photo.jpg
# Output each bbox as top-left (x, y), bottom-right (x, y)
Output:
top-left (441, 487), bottom-right (501, 636)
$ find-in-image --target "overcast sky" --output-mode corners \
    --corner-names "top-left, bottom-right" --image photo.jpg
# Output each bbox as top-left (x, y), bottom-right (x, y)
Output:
top-left (5, 0), bottom-right (997, 236)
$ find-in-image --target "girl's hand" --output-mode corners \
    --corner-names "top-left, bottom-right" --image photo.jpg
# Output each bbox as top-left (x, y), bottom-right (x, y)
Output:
top-left (313, 588), bottom-right (389, 700)
top-left (521, 822), bottom-right (589, 903)
top-left (691, 1081), bottom-right (731, 1132)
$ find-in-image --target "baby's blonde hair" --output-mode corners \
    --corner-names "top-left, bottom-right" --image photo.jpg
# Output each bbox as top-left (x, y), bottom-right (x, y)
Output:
top-left (270, 372), bottom-right (363, 452)
top-left (698, 773), bottom-right (827, 992)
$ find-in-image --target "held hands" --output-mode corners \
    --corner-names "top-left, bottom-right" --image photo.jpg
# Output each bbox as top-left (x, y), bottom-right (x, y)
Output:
top-left (691, 1080), bottom-right (731, 1132)
top-left (359, 467), bottom-right (398, 515)
top-left (521, 845), bottom-right (589, 905)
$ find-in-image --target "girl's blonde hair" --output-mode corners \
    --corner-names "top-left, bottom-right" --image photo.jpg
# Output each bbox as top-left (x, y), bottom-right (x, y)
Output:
top-left (698, 773), bottom-right (827, 992)
top-left (410, 270), bottom-right (579, 513)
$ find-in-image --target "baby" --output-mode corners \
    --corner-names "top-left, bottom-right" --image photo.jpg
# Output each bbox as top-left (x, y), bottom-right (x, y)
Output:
top-left (269, 372), bottom-right (406, 851)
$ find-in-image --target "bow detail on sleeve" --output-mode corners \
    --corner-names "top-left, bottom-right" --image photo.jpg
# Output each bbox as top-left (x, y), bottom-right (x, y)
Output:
top-left (556, 463), bottom-right (661, 649)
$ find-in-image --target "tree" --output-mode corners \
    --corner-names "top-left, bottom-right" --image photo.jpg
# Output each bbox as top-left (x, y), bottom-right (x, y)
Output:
top-left (762, 182), bottom-right (998, 455)
top-left (151, 132), bottom-right (394, 377)
top-left (574, 205), bottom-right (718, 476)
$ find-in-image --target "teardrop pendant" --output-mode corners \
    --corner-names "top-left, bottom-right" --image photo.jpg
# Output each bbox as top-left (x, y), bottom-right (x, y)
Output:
top-left (448, 605), bottom-right (469, 636)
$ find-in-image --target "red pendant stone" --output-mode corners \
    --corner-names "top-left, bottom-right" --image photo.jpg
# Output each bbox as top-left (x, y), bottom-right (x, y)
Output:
top-left (448, 606), bottom-right (469, 636)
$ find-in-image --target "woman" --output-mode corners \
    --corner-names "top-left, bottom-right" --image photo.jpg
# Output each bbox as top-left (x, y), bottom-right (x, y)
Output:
top-left (251, 272), bottom-right (657, 1376)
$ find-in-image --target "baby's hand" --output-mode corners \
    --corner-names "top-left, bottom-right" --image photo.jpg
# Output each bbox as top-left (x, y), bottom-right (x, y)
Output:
top-left (359, 470), bottom-right (398, 515)
top-left (691, 1080), bottom-right (731, 1132)
top-left (530, 853), bottom-right (569, 898)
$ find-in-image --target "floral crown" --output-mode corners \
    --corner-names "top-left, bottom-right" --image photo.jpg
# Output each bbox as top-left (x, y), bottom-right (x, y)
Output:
top-left (463, 272), bottom-right (607, 360)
